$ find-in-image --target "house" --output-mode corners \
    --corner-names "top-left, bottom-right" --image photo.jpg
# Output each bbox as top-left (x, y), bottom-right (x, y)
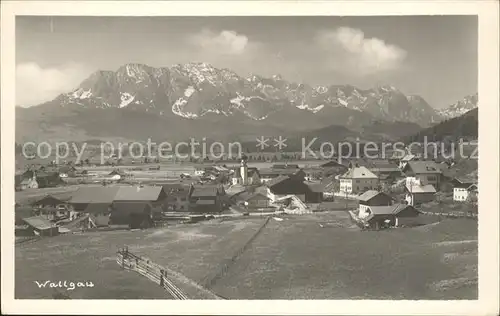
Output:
top-left (234, 191), bottom-right (271, 209)
top-left (260, 168), bottom-right (305, 183)
top-left (32, 194), bottom-right (71, 209)
top-left (265, 174), bottom-right (320, 203)
top-left (368, 161), bottom-right (402, 181)
top-left (16, 170), bottom-right (39, 190)
top-left (453, 176), bottom-right (478, 202)
top-left (357, 190), bottom-right (394, 218)
top-left (26, 170), bottom-right (62, 188)
top-left (159, 183), bottom-right (185, 193)
top-left (188, 185), bottom-right (226, 213)
top-left (69, 186), bottom-right (120, 212)
top-left (362, 203), bottom-right (421, 230)
top-left (34, 206), bottom-right (67, 221)
top-left (83, 203), bottom-right (112, 227)
top-left (110, 202), bottom-right (153, 229)
top-left (405, 184), bottom-right (436, 206)
top-left (402, 161), bottom-right (442, 189)
top-left (319, 161), bottom-right (348, 178)
top-left (306, 183), bottom-right (324, 203)
top-left (20, 176), bottom-right (39, 190)
top-left (22, 216), bottom-right (59, 237)
top-left (339, 166), bottom-right (379, 194)
top-left (113, 185), bottom-right (167, 206)
top-left (58, 165), bottom-right (78, 178)
top-left (303, 167), bottom-right (323, 181)
top-left (164, 190), bottom-right (190, 212)
top-left (194, 167), bottom-right (205, 176)
top-left (398, 154), bottom-right (417, 169)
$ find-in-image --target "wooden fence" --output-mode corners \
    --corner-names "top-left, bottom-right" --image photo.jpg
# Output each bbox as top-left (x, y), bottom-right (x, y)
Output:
top-left (202, 216), bottom-right (271, 289)
top-left (116, 248), bottom-right (188, 299)
top-left (15, 236), bottom-right (42, 245)
top-left (419, 210), bottom-right (478, 220)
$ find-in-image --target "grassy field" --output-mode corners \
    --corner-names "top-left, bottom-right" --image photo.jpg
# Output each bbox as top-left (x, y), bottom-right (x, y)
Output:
top-left (15, 218), bottom-right (266, 299)
top-left (15, 212), bottom-right (477, 300)
top-left (211, 213), bottom-right (478, 299)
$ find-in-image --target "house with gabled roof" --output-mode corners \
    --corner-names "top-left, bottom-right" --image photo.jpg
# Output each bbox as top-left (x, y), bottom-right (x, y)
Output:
top-left (361, 203), bottom-right (421, 230)
top-left (110, 202), bottom-right (154, 229)
top-left (402, 160), bottom-right (442, 189)
top-left (114, 185), bottom-right (167, 205)
top-left (357, 190), bottom-right (394, 217)
top-left (453, 175), bottom-right (478, 202)
top-left (22, 216), bottom-right (59, 237)
top-left (233, 191), bottom-right (271, 209)
top-left (405, 183), bottom-right (436, 206)
top-left (69, 186), bottom-right (120, 211)
top-left (265, 173), bottom-right (321, 203)
top-left (188, 184), bottom-right (226, 213)
top-left (339, 166), bottom-right (378, 194)
top-left (259, 168), bottom-right (305, 183)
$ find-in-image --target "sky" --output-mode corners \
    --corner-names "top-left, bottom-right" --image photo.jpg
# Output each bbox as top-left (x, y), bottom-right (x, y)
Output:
top-left (16, 16), bottom-right (477, 108)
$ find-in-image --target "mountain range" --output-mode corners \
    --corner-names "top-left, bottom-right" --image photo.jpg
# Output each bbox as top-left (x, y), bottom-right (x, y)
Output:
top-left (15, 62), bottom-right (478, 143)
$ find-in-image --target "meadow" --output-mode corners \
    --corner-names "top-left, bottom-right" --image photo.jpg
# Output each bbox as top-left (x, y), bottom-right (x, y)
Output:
top-left (15, 212), bottom-right (477, 300)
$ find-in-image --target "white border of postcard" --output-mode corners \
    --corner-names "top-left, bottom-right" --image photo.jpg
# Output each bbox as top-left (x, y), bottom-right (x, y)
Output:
top-left (1, 1), bottom-right (499, 315)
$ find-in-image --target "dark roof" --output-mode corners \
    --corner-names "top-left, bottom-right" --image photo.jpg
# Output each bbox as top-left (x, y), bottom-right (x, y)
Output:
top-left (357, 190), bottom-right (392, 202)
top-left (190, 185), bottom-right (221, 197)
top-left (365, 203), bottom-right (419, 221)
top-left (259, 168), bottom-right (300, 176)
top-left (235, 191), bottom-right (270, 202)
top-left (405, 161), bottom-right (442, 174)
top-left (114, 186), bottom-right (165, 201)
top-left (455, 174), bottom-right (477, 185)
top-left (320, 160), bottom-right (344, 168)
top-left (83, 203), bottom-right (111, 215)
top-left (369, 164), bottom-right (400, 173)
top-left (307, 183), bottom-right (325, 193)
top-left (265, 175), bottom-right (290, 188)
top-left (70, 187), bottom-right (120, 204)
top-left (23, 216), bottom-right (55, 230)
top-left (32, 195), bottom-right (69, 206)
top-left (112, 202), bottom-right (151, 214)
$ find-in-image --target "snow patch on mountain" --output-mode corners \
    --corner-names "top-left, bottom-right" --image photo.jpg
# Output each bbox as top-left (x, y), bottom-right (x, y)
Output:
top-left (296, 103), bottom-right (325, 113)
top-left (119, 93), bottom-right (135, 108)
top-left (70, 88), bottom-right (93, 100)
top-left (172, 86), bottom-right (199, 119)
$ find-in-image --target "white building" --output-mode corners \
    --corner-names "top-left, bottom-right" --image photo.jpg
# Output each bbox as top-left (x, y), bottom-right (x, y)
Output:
top-left (453, 176), bottom-right (478, 202)
top-left (402, 161), bottom-right (442, 189)
top-left (194, 168), bottom-right (205, 176)
top-left (405, 184), bottom-right (436, 206)
top-left (339, 166), bottom-right (379, 194)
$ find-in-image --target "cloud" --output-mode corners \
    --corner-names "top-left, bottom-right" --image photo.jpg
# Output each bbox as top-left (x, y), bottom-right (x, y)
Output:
top-left (16, 62), bottom-right (91, 106)
top-left (188, 28), bottom-right (249, 55)
top-left (315, 27), bottom-right (407, 76)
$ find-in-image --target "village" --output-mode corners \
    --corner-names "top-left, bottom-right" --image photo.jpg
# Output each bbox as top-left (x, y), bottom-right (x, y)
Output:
top-left (15, 143), bottom-right (478, 238)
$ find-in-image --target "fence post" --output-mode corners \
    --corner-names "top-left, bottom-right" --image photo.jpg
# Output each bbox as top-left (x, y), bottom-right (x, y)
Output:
top-left (159, 269), bottom-right (164, 287)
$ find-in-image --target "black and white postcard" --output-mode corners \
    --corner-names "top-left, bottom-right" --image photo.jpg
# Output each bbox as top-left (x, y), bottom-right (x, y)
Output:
top-left (1, 1), bottom-right (499, 315)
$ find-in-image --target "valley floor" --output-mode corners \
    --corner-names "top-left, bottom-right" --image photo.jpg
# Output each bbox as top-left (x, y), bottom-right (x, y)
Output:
top-left (15, 212), bottom-right (477, 300)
